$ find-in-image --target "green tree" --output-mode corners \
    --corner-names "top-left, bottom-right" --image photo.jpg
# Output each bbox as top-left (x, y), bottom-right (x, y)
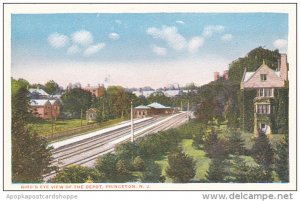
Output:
top-left (61, 88), bottom-right (92, 118)
top-left (275, 133), bottom-right (289, 182)
top-left (166, 148), bottom-right (195, 183)
top-left (142, 162), bottom-right (164, 183)
top-left (204, 129), bottom-right (227, 160)
top-left (95, 153), bottom-right (118, 181)
top-left (252, 132), bottom-right (275, 170)
top-left (225, 128), bottom-right (245, 155)
top-left (133, 156), bottom-right (145, 171)
top-left (205, 158), bottom-right (226, 183)
top-left (224, 155), bottom-right (273, 183)
top-left (52, 165), bottom-right (105, 183)
top-left (12, 86), bottom-right (55, 182)
top-left (115, 160), bottom-right (131, 182)
top-left (44, 80), bottom-right (60, 95)
top-left (192, 125), bottom-right (206, 149)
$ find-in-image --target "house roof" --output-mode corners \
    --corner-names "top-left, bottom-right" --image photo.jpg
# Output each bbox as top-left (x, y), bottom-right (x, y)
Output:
top-left (241, 62), bottom-right (285, 89)
top-left (147, 102), bottom-right (170, 109)
top-left (30, 99), bottom-right (50, 106)
top-left (49, 99), bottom-right (59, 105)
top-left (134, 105), bottom-right (151, 109)
top-left (29, 88), bottom-right (49, 96)
top-left (86, 108), bottom-right (99, 113)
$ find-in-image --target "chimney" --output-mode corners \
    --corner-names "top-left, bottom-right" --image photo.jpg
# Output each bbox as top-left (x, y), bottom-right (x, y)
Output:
top-left (280, 54), bottom-right (288, 81)
top-left (214, 72), bottom-right (220, 81)
top-left (223, 70), bottom-right (229, 80)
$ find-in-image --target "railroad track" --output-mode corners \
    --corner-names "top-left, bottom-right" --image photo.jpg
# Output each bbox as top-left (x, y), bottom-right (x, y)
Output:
top-left (44, 112), bottom-right (189, 180)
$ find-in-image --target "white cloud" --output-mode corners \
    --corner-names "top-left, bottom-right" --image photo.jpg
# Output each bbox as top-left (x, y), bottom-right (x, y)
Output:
top-left (221, 34), bottom-right (233, 42)
top-left (67, 45), bottom-right (81, 55)
top-left (188, 37), bottom-right (204, 53)
top-left (176, 20), bottom-right (185, 25)
top-left (71, 30), bottom-right (93, 46)
top-left (151, 45), bottom-right (167, 56)
top-left (48, 33), bottom-right (69, 48)
top-left (109, 32), bottom-right (120, 40)
top-left (83, 43), bottom-right (106, 57)
top-left (273, 38), bottom-right (288, 49)
top-left (202, 25), bottom-right (225, 37)
top-left (146, 26), bottom-right (187, 51)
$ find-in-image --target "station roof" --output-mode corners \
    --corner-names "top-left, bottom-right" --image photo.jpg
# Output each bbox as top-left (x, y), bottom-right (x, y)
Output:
top-left (147, 102), bottom-right (170, 109)
top-left (134, 105), bottom-right (151, 109)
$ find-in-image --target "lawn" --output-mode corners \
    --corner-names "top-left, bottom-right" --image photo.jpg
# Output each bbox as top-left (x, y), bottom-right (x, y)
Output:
top-left (155, 139), bottom-right (210, 182)
top-left (29, 117), bottom-right (127, 140)
top-left (181, 139), bottom-right (211, 181)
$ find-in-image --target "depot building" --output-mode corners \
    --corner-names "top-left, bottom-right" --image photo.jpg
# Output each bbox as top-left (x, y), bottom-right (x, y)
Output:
top-left (134, 102), bottom-right (175, 118)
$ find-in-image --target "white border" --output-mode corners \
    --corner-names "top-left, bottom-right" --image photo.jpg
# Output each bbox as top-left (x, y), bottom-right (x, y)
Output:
top-left (3, 3), bottom-right (297, 191)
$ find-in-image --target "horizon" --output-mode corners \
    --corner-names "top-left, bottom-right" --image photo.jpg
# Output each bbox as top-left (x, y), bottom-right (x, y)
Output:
top-left (11, 13), bottom-right (288, 88)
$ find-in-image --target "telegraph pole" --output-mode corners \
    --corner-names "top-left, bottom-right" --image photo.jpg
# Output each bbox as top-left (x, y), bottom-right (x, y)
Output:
top-left (80, 108), bottom-right (83, 127)
top-left (131, 101), bottom-right (134, 142)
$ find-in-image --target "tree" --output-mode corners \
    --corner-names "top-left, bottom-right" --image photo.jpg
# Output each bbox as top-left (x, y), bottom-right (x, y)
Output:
top-left (115, 160), bottom-right (131, 182)
top-left (166, 148), bottom-right (195, 183)
top-left (142, 162), bottom-right (164, 183)
top-left (205, 158), bottom-right (226, 183)
top-left (133, 156), bottom-right (145, 171)
top-left (12, 86), bottom-right (55, 182)
top-left (224, 155), bottom-right (273, 183)
top-left (61, 88), bottom-right (92, 118)
top-left (275, 133), bottom-right (289, 182)
top-left (95, 153), bottom-right (118, 181)
top-left (251, 132), bottom-right (275, 170)
top-left (225, 128), bottom-right (245, 155)
top-left (44, 80), bottom-right (60, 95)
top-left (192, 125), bottom-right (206, 149)
top-left (203, 129), bottom-right (227, 160)
top-left (52, 165), bottom-right (105, 183)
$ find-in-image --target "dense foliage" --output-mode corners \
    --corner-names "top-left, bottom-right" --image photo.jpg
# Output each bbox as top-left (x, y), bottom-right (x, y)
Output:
top-left (12, 86), bottom-right (55, 182)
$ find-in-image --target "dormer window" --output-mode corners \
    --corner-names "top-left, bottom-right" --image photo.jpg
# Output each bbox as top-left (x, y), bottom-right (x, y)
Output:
top-left (260, 74), bottom-right (267, 81)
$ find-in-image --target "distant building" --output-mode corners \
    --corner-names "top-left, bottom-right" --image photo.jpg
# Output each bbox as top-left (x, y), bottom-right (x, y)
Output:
top-left (86, 108), bottom-right (99, 123)
top-left (240, 54), bottom-right (288, 136)
top-left (30, 99), bottom-right (52, 119)
top-left (214, 72), bottom-right (220, 81)
top-left (28, 88), bottom-right (49, 99)
top-left (134, 102), bottom-right (174, 118)
top-left (214, 70), bottom-right (229, 81)
top-left (223, 70), bottom-right (229, 80)
top-left (84, 84), bottom-right (105, 97)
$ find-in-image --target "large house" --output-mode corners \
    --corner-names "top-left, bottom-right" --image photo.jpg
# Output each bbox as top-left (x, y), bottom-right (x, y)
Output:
top-left (134, 102), bottom-right (174, 118)
top-left (28, 88), bottom-right (61, 119)
top-left (240, 54), bottom-right (288, 136)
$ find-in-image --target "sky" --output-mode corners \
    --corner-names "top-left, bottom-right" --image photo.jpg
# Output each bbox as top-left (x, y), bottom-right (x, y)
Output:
top-left (11, 13), bottom-right (288, 89)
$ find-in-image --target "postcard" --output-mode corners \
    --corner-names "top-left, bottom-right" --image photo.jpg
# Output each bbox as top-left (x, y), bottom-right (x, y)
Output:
top-left (2, 3), bottom-right (297, 191)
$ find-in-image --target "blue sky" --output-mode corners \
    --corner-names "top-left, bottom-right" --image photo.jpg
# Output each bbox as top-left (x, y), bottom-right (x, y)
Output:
top-left (11, 13), bottom-right (288, 88)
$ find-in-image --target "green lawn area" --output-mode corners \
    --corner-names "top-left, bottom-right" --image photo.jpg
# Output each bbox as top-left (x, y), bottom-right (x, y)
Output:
top-left (181, 139), bottom-right (211, 181)
top-left (29, 119), bottom-right (89, 135)
top-left (155, 139), bottom-right (210, 182)
top-left (29, 117), bottom-right (127, 140)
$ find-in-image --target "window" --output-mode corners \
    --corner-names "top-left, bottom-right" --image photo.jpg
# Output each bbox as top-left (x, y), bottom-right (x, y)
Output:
top-left (260, 74), bottom-right (267, 81)
top-left (256, 104), bottom-right (271, 114)
top-left (257, 88), bottom-right (274, 97)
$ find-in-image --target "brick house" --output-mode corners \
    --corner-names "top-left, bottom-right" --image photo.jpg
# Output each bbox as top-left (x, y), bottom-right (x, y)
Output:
top-left (240, 54), bottom-right (288, 136)
top-left (134, 102), bottom-right (174, 118)
top-left (84, 84), bottom-right (105, 97)
top-left (30, 99), bottom-right (60, 119)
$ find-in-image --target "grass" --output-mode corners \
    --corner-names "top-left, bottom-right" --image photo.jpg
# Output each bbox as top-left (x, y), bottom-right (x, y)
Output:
top-left (181, 139), bottom-right (211, 181)
top-left (29, 117), bottom-right (128, 140)
top-left (29, 119), bottom-right (89, 135)
top-left (155, 139), bottom-right (211, 182)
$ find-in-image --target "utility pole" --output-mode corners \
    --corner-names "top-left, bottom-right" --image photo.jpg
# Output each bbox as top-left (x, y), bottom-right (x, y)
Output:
top-left (131, 101), bottom-right (134, 142)
top-left (180, 100), bottom-right (183, 111)
top-left (80, 108), bottom-right (83, 127)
